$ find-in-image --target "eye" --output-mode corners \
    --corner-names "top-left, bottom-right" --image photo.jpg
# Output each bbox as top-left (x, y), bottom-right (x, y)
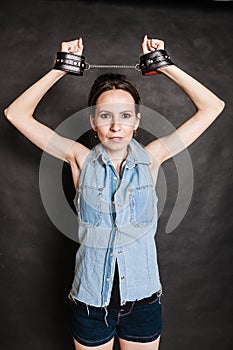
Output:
top-left (100, 113), bottom-right (111, 119)
top-left (121, 113), bottom-right (132, 119)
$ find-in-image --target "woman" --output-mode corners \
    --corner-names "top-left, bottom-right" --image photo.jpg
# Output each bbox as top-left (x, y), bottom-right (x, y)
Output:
top-left (4, 35), bottom-right (225, 350)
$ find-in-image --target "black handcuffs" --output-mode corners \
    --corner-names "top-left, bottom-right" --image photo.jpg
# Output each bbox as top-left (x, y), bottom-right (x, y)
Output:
top-left (53, 49), bottom-right (174, 76)
top-left (139, 50), bottom-right (174, 75)
top-left (53, 52), bottom-right (86, 76)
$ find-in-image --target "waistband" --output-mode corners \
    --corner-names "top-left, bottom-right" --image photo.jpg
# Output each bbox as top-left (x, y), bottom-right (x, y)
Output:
top-left (120, 290), bottom-right (162, 308)
top-left (69, 290), bottom-right (162, 310)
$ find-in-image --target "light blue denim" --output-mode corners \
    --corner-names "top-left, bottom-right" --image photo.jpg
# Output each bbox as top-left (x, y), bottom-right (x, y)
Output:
top-left (69, 138), bottom-right (162, 308)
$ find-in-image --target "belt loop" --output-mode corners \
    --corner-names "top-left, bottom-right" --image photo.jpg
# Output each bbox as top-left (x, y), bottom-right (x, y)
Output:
top-left (86, 304), bottom-right (90, 316)
top-left (68, 293), bottom-right (77, 305)
top-left (156, 289), bottom-right (163, 304)
top-left (129, 300), bottom-right (136, 313)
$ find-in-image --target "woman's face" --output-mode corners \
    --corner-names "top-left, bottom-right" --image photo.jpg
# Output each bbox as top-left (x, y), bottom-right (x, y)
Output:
top-left (90, 89), bottom-right (140, 155)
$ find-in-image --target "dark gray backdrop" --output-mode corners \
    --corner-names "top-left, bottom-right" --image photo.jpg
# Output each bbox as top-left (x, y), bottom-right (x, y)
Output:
top-left (1, 1), bottom-right (233, 350)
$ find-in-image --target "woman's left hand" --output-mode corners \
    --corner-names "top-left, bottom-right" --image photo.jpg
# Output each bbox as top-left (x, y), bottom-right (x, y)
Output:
top-left (61, 37), bottom-right (84, 56)
top-left (141, 35), bottom-right (164, 54)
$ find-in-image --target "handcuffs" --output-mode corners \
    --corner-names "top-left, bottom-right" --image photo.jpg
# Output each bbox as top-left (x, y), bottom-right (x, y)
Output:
top-left (53, 49), bottom-right (174, 76)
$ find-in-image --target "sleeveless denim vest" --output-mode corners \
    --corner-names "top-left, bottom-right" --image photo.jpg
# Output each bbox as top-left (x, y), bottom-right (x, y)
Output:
top-left (69, 138), bottom-right (162, 307)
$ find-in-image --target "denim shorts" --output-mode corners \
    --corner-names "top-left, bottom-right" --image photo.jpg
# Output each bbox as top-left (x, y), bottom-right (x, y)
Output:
top-left (68, 296), bottom-right (162, 347)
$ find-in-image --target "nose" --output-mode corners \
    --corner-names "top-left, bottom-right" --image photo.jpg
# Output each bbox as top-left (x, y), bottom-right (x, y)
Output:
top-left (110, 121), bottom-right (121, 132)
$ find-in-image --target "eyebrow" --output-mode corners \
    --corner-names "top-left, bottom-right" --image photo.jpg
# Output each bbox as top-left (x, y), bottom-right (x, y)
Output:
top-left (97, 109), bottom-right (134, 114)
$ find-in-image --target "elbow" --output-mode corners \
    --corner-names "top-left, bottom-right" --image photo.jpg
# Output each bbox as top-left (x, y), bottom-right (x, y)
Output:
top-left (4, 106), bottom-right (32, 122)
top-left (215, 99), bottom-right (225, 117)
top-left (216, 95), bottom-right (225, 113)
top-left (219, 99), bottom-right (225, 113)
top-left (209, 98), bottom-right (225, 117)
top-left (4, 107), bottom-right (9, 119)
top-left (4, 107), bottom-right (14, 122)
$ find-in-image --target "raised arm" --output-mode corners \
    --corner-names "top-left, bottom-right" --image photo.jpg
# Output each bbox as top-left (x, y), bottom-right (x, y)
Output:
top-left (4, 38), bottom-right (89, 171)
top-left (143, 35), bottom-right (225, 165)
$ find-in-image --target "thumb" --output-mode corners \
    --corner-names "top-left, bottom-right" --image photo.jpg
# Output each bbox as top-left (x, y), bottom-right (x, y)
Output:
top-left (142, 34), bottom-right (150, 54)
top-left (76, 37), bottom-right (84, 55)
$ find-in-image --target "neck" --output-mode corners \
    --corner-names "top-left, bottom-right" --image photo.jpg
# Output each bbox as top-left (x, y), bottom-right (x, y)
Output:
top-left (105, 148), bottom-right (128, 175)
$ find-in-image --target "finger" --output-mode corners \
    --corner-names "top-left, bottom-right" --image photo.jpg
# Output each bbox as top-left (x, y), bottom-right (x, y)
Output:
top-left (69, 40), bottom-right (77, 53)
top-left (78, 37), bottom-right (83, 48)
top-left (146, 38), bottom-right (155, 52)
top-left (61, 41), bottom-right (70, 52)
top-left (64, 39), bottom-right (83, 55)
top-left (142, 34), bottom-right (150, 54)
top-left (151, 39), bottom-right (158, 51)
top-left (148, 38), bottom-right (165, 51)
top-left (154, 39), bottom-right (165, 50)
top-left (71, 38), bottom-right (83, 55)
top-left (147, 38), bottom-right (155, 51)
top-left (77, 37), bottom-right (84, 54)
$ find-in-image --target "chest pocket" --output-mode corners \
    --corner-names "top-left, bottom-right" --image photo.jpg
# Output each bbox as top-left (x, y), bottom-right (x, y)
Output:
top-left (130, 185), bottom-right (157, 227)
top-left (76, 186), bottom-right (103, 226)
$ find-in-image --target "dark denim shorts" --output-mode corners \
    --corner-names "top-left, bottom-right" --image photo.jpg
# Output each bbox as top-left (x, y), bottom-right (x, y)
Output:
top-left (69, 296), bottom-right (162, 347)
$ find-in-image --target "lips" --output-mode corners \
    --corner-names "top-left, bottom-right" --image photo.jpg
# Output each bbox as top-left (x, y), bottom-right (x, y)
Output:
top-left (109, 137), bottom-right (123, 142)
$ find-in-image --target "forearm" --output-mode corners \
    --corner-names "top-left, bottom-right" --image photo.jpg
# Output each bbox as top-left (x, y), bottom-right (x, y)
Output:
top-left (5, 69), bottom-right (67, 121)
top-left (159, 65), bottom-right (225, 113)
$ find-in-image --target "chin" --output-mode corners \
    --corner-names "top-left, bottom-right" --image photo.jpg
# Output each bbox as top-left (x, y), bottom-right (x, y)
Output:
top-left (103, 138), bottom-right (131, 151)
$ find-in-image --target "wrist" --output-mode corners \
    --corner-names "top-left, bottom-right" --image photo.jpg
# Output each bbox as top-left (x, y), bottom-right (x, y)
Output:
top-left (157, 64), bottom-right (177, 74)
top-left (53, 52), bottom-right (86, 76)
top-left (51, 68), bottom-right (68, 77)
top-left (139, 49), bottom-right (174, 76)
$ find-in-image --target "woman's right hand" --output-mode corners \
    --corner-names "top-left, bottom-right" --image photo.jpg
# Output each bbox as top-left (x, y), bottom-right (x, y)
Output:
top-left (142, 34), bottom-right (164, 54)
top-left (61, 37), bottom-right (84, 56)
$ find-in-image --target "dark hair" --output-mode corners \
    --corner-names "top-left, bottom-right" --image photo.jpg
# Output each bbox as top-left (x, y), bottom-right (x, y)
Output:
top-left (88, 73), bottom-right (141, 113)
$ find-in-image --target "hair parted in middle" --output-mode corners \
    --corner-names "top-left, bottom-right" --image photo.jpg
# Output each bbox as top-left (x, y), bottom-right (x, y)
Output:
top-left (88, 73), bottom-right (141, 114)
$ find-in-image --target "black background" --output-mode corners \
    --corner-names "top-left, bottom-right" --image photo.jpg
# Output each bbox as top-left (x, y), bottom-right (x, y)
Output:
top-left (1, 1), bottom-right (233, 349)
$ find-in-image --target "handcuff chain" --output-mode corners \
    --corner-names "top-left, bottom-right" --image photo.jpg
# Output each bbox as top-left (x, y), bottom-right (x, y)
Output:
top-left (86, 63), bottom-right (141, 71)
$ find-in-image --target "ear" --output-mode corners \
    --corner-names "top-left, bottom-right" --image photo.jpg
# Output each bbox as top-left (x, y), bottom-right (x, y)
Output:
top-left (90, 114), bottom-right (96, 131)
top-left (134, 113), bottom-right (141, 130)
